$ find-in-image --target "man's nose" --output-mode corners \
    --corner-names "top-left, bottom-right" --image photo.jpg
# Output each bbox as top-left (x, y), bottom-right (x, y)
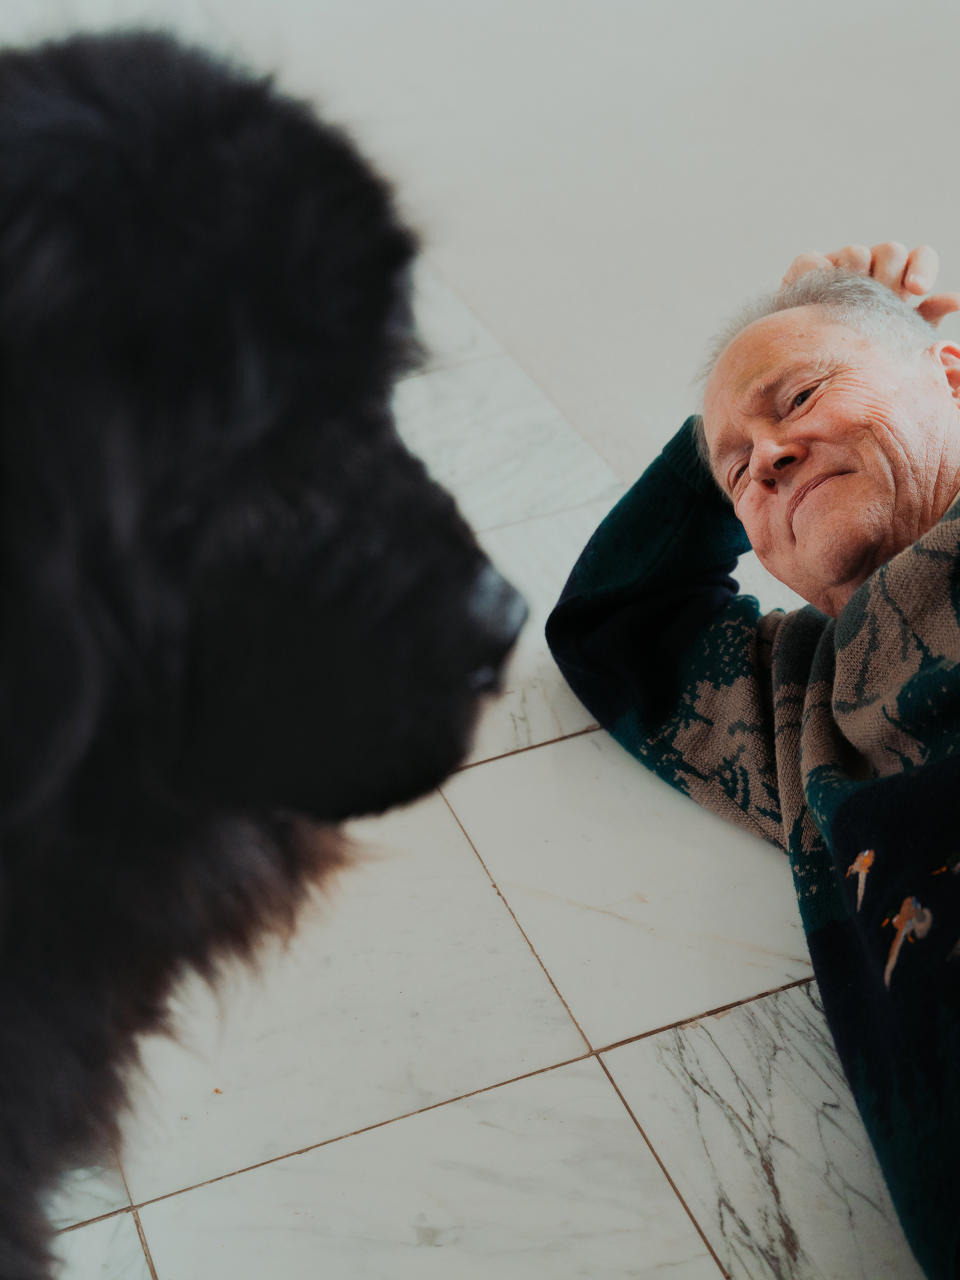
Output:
top-left (750, 433), bottom-right (805, 489)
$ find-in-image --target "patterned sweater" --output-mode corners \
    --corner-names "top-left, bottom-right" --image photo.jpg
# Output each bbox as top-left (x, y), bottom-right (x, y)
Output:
top-left (546, 417), bottom-right (960, 1280)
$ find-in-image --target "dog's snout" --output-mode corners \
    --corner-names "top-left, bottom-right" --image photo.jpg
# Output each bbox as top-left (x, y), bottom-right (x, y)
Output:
top-left (471, 563), bottom-right (528, 648)
top-left (467, 564), bottom-right (527, 690)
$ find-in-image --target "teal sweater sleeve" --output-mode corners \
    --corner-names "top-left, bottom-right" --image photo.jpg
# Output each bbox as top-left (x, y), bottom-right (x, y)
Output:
top-left (546, 416), bottom-right (786, 845)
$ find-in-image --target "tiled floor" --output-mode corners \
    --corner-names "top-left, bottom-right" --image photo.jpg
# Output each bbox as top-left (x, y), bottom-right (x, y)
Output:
top-left (10, 1), bottom-right (956, 1276)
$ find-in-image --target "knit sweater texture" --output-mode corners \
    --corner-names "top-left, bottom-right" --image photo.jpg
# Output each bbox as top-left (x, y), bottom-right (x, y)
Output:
top-left (546, 416), bottom-right (960, 1280)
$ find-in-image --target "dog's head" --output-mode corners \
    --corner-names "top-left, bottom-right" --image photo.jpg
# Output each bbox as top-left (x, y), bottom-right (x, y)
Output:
top-left (0, 31), bottom-right (525, 829)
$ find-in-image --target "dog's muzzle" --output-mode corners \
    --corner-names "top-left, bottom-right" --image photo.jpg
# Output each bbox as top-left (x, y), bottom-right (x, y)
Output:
top-left (467, 563), bottom-right (528, 692)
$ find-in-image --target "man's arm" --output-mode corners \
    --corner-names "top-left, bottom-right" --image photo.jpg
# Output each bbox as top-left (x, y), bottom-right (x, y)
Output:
top-left (546, 416), bottom-right (790, 847)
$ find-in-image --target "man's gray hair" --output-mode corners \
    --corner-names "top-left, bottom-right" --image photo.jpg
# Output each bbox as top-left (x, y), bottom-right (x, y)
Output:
top-left (693, 269), bottom-right (937, 471)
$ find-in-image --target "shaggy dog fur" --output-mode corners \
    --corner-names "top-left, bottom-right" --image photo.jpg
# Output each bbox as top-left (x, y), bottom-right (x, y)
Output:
top-left (0, 30), bottom-right (524, 1277)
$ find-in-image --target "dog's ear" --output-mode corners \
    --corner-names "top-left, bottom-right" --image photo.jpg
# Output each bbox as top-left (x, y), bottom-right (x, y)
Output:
top-left (0, 70), bottom-right (111, 824)
top-left (0, 38), bottom-right (165, 826)
top-left (0, 431), bottom-right (108, 825)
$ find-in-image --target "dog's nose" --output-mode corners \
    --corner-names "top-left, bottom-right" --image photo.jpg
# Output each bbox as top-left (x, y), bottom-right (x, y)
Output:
top-left (467, 563), bottom-right (528, 691)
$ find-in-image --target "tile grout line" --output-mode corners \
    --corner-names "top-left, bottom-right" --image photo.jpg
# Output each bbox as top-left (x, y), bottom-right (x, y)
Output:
top-left (117, 1146), bottom-right (159, 1280)
top-left (57, 976), bottom-right (816, 1240)
top-left (57, 1052), bottom-right (596, 1232)
top-left (595, 1056), bottom-right (731, 1280)
top-left (132, 1210), bottom-right (159, 1280)
top-left (438, 769), bottom-right (815, 1277)
top-left (454, 724), bottom-right (601, 774)
top-left (438, 773), bottom-right (815, 1053)
top-left (58, 721), bottom-right (813, 1260)
top-left (590, 978), bottom-right (818, 1278)
top-left (595, 975), bottom-right (816, 1056)
top-left (436, 787), bottom-right (593, 1054)
top-left (441, 764), bottom-right (811, 1279)
top-left (58, 729), bottom-right (603, 1235)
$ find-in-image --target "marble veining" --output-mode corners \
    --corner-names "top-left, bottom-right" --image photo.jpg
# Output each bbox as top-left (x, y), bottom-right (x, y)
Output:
top-left (392, 355), bottom-right (623, 535)
top-left (604, 983), bottom-right (925, 1280)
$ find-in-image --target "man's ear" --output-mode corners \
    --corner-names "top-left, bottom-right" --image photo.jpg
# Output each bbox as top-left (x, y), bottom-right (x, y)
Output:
top-left (931, 341), bottom-right (960, 402)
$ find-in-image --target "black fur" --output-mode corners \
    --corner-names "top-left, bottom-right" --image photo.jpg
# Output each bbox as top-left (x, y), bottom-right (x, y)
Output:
top-left (0, 30), bottom-right (522, 1276)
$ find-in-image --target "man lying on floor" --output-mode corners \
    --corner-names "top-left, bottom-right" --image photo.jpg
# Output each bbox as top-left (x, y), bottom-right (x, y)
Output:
top-left (546, 242), bottom-right (960, 1280)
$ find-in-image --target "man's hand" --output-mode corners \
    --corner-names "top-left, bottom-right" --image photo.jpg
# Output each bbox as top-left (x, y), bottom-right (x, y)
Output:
top-left (782, 242), bottom-right (960, 327)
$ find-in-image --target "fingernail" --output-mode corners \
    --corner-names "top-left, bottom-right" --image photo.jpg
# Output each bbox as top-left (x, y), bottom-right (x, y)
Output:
top-left (907, 273), bottom-right (929, 292)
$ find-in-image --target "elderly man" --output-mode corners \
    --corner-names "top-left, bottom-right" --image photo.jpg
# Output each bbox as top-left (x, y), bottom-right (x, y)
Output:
top-left (546, 244), bottom-right (960, 1280)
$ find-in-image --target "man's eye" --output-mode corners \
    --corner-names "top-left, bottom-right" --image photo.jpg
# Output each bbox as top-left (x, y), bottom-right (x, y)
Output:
top-left (792, 387), bottom-right (814, 409)
top-left (731, 463), bottom-right (748, 489)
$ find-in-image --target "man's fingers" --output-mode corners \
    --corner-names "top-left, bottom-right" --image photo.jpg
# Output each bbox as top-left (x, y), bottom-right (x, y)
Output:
top-left (781, 241), bottom-right (953, 318)
top-left (870, 241), bottom-right (911, 295)
top-left (903, 245), bottom-right (939, 295)
top-left (916, 292), bottom-right (960, 327)
top-left (827, 244), bottom-right (871, 274)
top-left (782, 251), bottom-right (832, 286)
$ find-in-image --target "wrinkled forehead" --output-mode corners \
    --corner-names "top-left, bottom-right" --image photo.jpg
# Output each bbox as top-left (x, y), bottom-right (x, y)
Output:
top-left (701, 306), bottom-right (871, 454)
top-left (706, 307), bottom-right (851, 409)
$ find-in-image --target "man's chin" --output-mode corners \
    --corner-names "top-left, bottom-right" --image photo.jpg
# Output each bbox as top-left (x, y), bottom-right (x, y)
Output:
top-left (812, 580), bottom-right (866, 617)
top-left (807, 554), bottom-right (881, 615)
top-left (763, 539), bottom-right (881, 616)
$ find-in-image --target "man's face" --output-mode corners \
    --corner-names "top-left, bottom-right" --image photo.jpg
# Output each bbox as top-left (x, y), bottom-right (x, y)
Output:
top-left (702, 306), bottom-right (960, 616)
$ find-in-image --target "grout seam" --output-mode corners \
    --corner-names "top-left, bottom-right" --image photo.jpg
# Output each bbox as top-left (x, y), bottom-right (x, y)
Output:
top-left (132, 1210), bottom-right (159, 1280)
top-left (57, 978), bottom-right (816, 1241)
top-left (56, 713), bottom-right (814, 1263)
top-left (437, 789), bottom-right (593, 1054)
top-left (58, 1052), bottom-right (596, 1229)
top-left (595, 975), bottom-right (816, 1056)
top-left (596, 1056), bottom-right (731, 1279)
top-left (453, 724), bottom-right (600, 774)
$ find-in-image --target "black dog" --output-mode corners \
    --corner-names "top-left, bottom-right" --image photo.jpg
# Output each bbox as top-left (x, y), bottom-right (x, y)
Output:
top-left (0, 30), bottom-right (524, 1277)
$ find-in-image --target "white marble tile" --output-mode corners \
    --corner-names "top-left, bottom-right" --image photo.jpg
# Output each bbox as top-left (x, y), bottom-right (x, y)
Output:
top-left (139, 1059), bottom-right (717, 1280)
top-left (442, 732), bottom-right (811, 1049)
top-left (54, 1213), bottom-right (151, 1280)
top-left (45, 1162), bottom-right (129, 1231)
top-left (603, 983), bottom-right (924, 1280)
top-left (118, 792), bottom-right (586, 1205)
top-left (407, 259), bottom-right (504, 375)
top-left (464, 496), bottom-right (628, 764)
top-left (392, 355), bottom-right (622, 535)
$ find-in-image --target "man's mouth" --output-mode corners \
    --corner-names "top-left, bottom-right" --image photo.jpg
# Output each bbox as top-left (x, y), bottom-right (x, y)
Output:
top-left (787, 472), bottom-right (850, 531)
